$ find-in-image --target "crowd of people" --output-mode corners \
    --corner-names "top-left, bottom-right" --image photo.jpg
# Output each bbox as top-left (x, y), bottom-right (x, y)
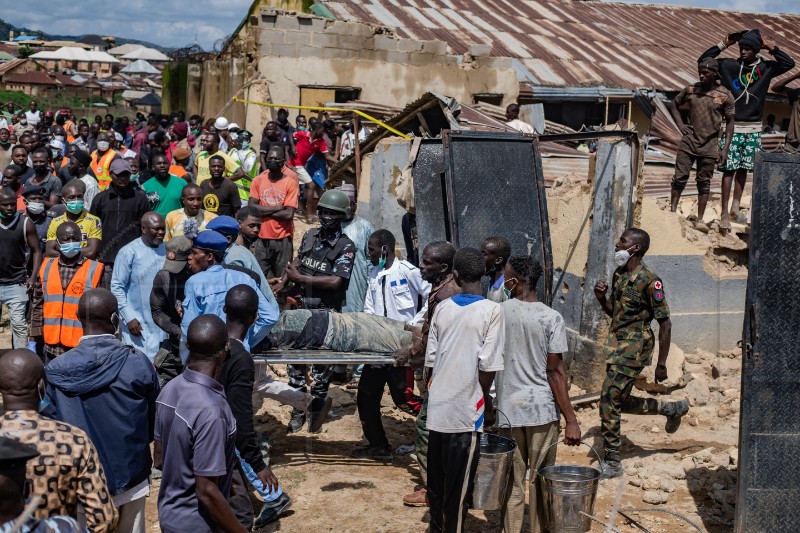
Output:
top-left (0, 25), bottom-right (797, 533)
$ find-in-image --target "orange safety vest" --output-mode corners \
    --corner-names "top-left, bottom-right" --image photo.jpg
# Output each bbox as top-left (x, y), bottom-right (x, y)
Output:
top-left (91, 149), bottom-right (117, 190)
top-left (39, 257), bottom-right (104, 349)
top-left (65, 119), bottom-right (76, 143)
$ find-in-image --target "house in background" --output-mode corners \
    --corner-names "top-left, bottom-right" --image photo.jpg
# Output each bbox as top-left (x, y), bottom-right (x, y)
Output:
top-left (30, 47), bottom-right (119, 78)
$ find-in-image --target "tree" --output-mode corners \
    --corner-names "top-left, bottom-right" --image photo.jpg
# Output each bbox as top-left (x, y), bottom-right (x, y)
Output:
top-left (17, 45), bottom-right (33, 58)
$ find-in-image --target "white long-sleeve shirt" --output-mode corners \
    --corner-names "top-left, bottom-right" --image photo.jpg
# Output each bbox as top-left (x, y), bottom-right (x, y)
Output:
top-left (364, 259), bottom-right (430, 325)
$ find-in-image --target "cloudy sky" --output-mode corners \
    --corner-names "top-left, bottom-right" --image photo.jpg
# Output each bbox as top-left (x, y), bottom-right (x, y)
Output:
top-left (8, 0), bottom-right (800, 50)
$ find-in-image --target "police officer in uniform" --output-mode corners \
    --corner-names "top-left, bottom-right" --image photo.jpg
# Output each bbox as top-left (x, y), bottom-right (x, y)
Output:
top-left (593, 228), bottom-right (689, 478)
top-left (272, 189), bottom-right (356, 433)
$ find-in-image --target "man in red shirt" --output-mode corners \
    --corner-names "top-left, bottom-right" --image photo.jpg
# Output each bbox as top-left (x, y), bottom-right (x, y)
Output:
top-left (249, 145), bottom-right (299, 279)
top-left (291, 122), bottom-right (336, 223)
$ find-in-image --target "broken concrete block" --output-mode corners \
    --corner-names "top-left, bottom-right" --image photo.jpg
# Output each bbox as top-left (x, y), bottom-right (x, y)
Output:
top-left (421, 40), bottom-right (448, 55)
top-left (660, 478), bottom-right (676, 493)
top-left (684, 376), bottom-right (710, 406)
top-left (712, 357), bottom-right (740, 378)
top-left (468, 43), bottom-right (492, 57)
top-left (635, 344), bottom-right (686, 393)
top-left (642, 490), bottom-right (669, 504)
top-left (397, 39), bottom-right (423, 53)
top-left (374, 34), bottom-right (397, 51)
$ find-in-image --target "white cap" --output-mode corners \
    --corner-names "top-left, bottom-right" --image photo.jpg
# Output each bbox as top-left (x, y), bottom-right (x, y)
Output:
top-left (114, 131), bottom-right (123, 142)
top-left (227, 122), bottom-right (240, 131)
top-left (214, 117), bottom-right (229, 130)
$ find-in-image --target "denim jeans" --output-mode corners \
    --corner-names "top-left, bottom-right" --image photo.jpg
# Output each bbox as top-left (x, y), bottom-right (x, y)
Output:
top-left (235, 449), bottom-right (282, 503)
top-left (0, 283), bottom-right (29, 349)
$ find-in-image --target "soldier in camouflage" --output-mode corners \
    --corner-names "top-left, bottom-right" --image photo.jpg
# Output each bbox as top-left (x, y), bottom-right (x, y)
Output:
top-left (593, 228), bottom-right (689, 479)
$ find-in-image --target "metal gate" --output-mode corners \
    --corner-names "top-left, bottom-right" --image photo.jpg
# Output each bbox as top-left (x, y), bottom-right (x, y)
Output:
top-left (736, 152), bottom-right (800, 532)
top-left (413, 131), bottom-right (552, 303)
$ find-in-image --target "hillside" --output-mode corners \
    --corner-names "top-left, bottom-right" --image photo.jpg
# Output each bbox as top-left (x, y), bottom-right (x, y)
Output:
top-left (0, 17), bottom-right (171, 52)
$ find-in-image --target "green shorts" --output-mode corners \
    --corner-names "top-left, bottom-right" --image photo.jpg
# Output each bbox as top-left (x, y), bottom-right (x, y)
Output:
top-left (720, 131), bottom-right (761, 171)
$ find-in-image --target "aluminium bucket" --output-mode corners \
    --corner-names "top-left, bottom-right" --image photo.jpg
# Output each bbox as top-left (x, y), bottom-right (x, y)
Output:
top-left (538, 441), bottom-right (602, 533)
top-left (472, 433), bottom-right (516, 510)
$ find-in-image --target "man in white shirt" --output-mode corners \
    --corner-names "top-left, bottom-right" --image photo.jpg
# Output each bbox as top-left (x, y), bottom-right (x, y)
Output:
top-left (505, 103), bottom-right (535, 134)
top-left (25, 101), bottom-right (42, 127)
top-left (496, 255), bottom-right (581, 533)
top-left (425, 248), bottom-right (505, 532)
top-left (353, 229), bottom-right (430, 460)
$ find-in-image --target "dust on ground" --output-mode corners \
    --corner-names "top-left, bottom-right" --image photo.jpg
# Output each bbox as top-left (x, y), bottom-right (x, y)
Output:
top-left (143, 345), bottom-right (740, 532)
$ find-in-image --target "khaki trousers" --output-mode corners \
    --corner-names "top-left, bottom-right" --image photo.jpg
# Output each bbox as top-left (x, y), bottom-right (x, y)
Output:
top-left (502, 422), bottom-right (559, 533)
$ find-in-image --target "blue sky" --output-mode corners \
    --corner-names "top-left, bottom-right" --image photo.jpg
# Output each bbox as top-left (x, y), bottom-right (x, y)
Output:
top-left (8, 0), bottom-right (800, 50)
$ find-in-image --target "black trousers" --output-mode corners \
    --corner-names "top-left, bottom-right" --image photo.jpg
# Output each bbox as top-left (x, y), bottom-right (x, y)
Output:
top-left (356, 364), bottom-right (408, 448)
top-left (228, 468), bottom-right (254, 530)
top-left (427, 430), bottom-right (480, 533)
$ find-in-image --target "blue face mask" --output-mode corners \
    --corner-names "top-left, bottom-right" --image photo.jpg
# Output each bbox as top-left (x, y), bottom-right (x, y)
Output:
top-left (59, 241), bottom-right (82, 258)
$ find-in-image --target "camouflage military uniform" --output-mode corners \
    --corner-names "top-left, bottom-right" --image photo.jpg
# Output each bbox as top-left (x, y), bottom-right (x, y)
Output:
top-left (600, 262), bottom-right (670, 461)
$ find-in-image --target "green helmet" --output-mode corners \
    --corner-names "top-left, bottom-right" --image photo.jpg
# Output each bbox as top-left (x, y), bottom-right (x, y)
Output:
top-left (317, 189), bottom-right (352, 219)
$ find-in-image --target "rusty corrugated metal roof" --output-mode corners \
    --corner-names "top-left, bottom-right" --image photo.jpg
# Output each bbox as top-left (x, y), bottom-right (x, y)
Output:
top-left (322, 0), bottom-right (800, 91)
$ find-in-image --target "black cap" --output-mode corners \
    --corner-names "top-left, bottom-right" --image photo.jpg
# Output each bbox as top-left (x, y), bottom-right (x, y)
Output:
top-left (73, 149), bottom-right (91, 167)
top-left (0, 436), bottom-right (39, 470)
top-left (21, 184), bottom-right (45, 197)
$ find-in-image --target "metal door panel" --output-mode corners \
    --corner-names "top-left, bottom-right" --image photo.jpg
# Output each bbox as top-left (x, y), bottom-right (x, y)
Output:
top-left (736, 152), bottom-right (800, 532)
top-left (412, 139), bottom-right (448, 249)
top-left (442, 131), bottom-right (553, 303)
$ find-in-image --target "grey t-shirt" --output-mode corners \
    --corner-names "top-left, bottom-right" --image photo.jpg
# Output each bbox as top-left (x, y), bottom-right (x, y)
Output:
top-left (155, 369), bottom-right (237, 533)
top-left (496, 299), bottom-right (568, 428)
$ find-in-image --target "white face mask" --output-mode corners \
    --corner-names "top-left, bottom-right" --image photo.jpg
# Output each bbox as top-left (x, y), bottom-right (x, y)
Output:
top-left (97, 141), bottom-right (110, 151)
top-left (26, 201), bottom-right (45, 215)
top-left (613, 246), bottom-right (636, 267)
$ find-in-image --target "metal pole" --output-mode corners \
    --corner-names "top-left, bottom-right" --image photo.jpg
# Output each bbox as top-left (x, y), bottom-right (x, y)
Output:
top-left (354, 112), bottom-right (362, 193)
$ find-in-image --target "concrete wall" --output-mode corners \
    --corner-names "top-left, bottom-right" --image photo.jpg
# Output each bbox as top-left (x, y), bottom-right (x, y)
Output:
top-left (231, 10), bottom-right (519, 139)
top-left (358, 137), bottom-right (413, 259)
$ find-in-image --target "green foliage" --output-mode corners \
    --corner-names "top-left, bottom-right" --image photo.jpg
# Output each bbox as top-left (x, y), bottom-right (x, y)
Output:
top-left (17, 45), bottom-right (33, 58)
top-left (0, 90), bottom-right (34, 110)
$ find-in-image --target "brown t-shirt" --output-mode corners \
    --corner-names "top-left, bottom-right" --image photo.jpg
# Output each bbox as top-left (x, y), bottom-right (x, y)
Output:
top-left (675, 82), bottom-right (735, 158)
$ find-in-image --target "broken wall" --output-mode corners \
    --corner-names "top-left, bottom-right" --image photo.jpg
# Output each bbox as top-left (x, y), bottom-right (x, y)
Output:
top-left (232, 10), bottom-right (518, 143)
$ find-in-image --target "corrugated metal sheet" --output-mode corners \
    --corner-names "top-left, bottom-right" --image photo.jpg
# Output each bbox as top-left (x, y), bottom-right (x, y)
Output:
top-left (322, 0), bottom-right (800, 91)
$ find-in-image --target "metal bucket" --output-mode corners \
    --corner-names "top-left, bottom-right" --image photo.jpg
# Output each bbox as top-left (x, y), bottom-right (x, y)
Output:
top-left (471, 432), bottom-right (517, 510)
top-left (538, 441), bottom-right (603, 533)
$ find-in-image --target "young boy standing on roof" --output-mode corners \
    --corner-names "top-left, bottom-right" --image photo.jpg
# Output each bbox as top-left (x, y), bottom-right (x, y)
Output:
top-left (668, 57), bottom-right (735, 232)
top-left (699, 29), bottom-right (795, 228)
top-left (425, 248), bottom-right (505, 532)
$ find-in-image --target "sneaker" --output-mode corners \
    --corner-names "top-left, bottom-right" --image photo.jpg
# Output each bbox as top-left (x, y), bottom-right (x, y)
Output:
top-left (600, 460), bottom-right (623, 479)
top-left (662, 399), bottom-right (690, 433)
top-left (254, 493), bottom-right (293, 528)
top-left (403, 487), bottom-right (428, 507)
top-left (307, 396), bottom-right (333, 433)
top-left (350, 445), bottom-right (392, 461)
top-left (287, 410), bottom-right (305, 434)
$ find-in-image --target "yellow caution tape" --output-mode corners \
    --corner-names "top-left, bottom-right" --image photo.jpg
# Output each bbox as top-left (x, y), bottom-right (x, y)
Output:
top-left (233, 96), bottom-right (410, 139)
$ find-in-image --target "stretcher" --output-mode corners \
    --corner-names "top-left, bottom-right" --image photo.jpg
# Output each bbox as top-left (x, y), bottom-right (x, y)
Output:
top-left (252, 349), bottom-right (399, 365)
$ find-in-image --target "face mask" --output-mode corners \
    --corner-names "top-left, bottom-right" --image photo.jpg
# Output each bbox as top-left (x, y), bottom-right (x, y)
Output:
top-left (131, 173), bottom-right (140, 183)
top-left (613, 246), bottom-right (636, 268)
top-left (378, 247), bottom-right (388, 269)
top-left (0, 139), bottom-right (9, 146)
top-left (34, 165), bottom-right (48, 176)
top-left (242, 141), bottom-right (251, 150)
top-left (20, 119), bottom-right (27, 125)
top-left (59, 241), bottom-right (81, 258)
top-left (297, 126), bottom-right (307, 132)
top-left (65, 200), bottom-right (84, 214)
top-left (38, 383), bottom-right (50, 413)
top-left (502, 278), bottom-right (517, 299)
top-left (0, 211), bottom-right (12, 220)
top-left (319, 216), bottom-right (339, 231)
top-left (97, 141), bottom-right (110, 151)
top-left (51, 149), bottom-right (60, 159)
top-left (265, 159), bottom-right (282, 171)
top-left (26, 201), bottom-right (45, 215)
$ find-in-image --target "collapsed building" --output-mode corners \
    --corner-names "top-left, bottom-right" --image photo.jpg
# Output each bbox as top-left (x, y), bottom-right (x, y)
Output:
top-left (160, 1), bottom-right (800, 387)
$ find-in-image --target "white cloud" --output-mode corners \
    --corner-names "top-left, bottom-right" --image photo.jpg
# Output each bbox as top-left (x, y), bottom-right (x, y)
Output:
top-left (9, 0), bottom-right (253, 48)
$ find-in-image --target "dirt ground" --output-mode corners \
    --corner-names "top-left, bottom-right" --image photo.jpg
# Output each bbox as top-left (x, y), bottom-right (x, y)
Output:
top-left (141, 347), bottom-right (739, 533)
